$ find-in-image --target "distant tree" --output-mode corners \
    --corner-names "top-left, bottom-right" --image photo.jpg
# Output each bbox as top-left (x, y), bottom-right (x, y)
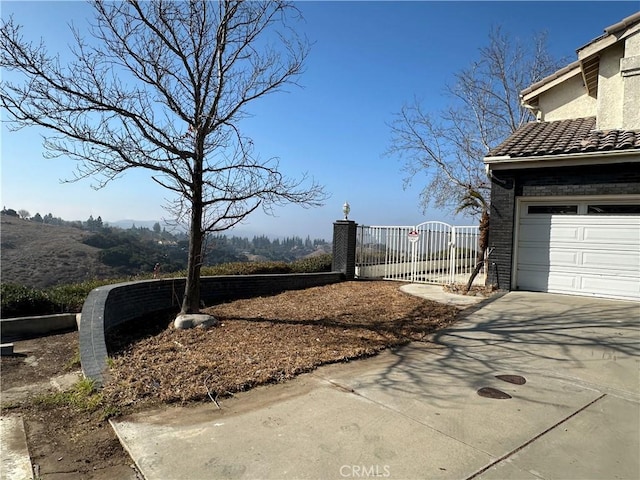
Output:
top-left (1, 0), bottom-right (326, 315)
top-left (387, 27), bottom-right (564, 288)
top-left (153, 222), bottom-right (162, 235)
top-left (85, 215), bottom-right (96, 231)
top-left (95, 215), bottom-right (103, 230)
top-left (2, 207), bottom-right (18, 217)
top-left (32, 212), bottom-right (43, 223)
top-left (18, 209), bottom-right (30, 219)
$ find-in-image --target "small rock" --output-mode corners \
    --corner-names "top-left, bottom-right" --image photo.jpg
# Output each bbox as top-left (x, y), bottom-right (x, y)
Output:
top-left (174, 314), bottom-right (219, 330)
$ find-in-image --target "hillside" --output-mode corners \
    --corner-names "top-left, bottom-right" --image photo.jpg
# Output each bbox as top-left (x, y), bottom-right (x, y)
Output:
top-left (0, 215), bottom-right (120, 289)
top-left (0, 214), bottom-right (332, 290)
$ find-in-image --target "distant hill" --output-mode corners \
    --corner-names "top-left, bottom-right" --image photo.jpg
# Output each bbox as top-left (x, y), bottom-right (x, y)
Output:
top-left (1, 213), bottom-right (332, 290)
top-left (109, 219), bottom-right (179, 231)
top-left (0, 215), bottom-right (121, 289)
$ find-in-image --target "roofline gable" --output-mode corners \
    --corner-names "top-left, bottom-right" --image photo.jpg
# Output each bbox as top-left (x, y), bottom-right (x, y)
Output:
top-left (520, 11), bottom-right (640, 101)
top-left (577, 10), bottom-right (640, 58)
top-left (521, 61), bottom-right (581, 102)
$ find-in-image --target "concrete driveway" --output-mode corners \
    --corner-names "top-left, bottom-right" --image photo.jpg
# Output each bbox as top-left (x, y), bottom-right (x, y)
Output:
top-left (112, 291), bottom-right (640, 480)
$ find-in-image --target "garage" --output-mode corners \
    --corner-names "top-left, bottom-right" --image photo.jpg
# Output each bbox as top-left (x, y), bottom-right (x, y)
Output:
top-left (515, 199), bottom-right (640, 301)
top-left (483, 14), bottom-right (640, 301)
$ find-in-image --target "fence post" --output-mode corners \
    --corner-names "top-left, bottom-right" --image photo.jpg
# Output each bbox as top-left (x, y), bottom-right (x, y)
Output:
top-left (332, 220), bottom-right (357, 280)
top-left (448, 227), bottom-right (457, 284)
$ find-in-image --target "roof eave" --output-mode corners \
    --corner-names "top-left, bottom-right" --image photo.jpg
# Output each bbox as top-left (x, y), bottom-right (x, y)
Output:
top-left (520, 61), bottom-right (581, 101)
top-left (484, 149), bottom-right (640, 171)
top-left (520, 12), bottom-right (640, 102)
top-left (577, 11), bottom-right (640, 58)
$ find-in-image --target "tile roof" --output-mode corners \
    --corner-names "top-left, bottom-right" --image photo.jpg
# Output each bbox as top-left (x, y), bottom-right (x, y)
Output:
top-left (487, 117), bottom-right (640, 159)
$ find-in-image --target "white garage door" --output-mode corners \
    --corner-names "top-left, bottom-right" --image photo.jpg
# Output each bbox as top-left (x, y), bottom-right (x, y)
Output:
top-left (516, 200), bottom-right (640, 301)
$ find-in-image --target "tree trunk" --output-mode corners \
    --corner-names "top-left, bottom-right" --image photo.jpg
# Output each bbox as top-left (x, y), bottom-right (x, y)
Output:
top-left (464, 209), bottom-right (490, 294)
top-left (181, 204), bottom-right (204, 314)
top-left (181, 156), bottom-right (204, 314)
top-left (464, 257), bottom-right (486, 293)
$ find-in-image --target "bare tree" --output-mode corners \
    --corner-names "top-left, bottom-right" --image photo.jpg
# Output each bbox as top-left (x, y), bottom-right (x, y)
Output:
top-left (17, 209), bottom-right (30, 219)
top-left (1, 0), bottom-right (326, 314)
top-left (387, 27), bottom-right (563, 288)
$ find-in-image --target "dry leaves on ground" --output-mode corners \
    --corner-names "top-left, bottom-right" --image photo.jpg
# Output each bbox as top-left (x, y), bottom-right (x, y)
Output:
top-left (103, 281), bottom-right (460, 407)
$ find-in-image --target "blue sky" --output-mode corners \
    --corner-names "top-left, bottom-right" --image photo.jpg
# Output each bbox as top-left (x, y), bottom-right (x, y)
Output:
top-left (2, 1), bottom-right (638, 240)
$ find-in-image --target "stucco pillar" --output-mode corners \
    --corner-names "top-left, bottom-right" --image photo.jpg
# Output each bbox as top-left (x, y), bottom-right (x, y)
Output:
top-left (332, 220), bottom-right (357, 280)
top-left (621, 32), bottom-right (640, 129)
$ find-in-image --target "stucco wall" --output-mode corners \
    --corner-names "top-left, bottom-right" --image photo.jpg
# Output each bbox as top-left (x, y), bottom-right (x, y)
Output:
top-left (535, 38), bottom-right (638, 129)
top-left (596, 42), bottom-right (625, 130)
top-left (621, 31), bottom-right (640, 129)
top-left (538, 73), bottom-right (596, 121)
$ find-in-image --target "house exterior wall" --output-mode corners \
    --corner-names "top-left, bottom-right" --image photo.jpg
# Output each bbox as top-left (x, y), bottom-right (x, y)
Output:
top-left (488, 17), bottom-right (640, 294)
top-left (537, 73), bottom-right (596, 121)
top-left (487, 173), bottom-right (516, 290)
top-left (621, 31), bottom-right (640, 129)
top-left (487, 162), bottom-right (640, 290)
top-left (596, 42), bottom-right (625, 130)
top-left (534, 36), bottom-right (640, 129)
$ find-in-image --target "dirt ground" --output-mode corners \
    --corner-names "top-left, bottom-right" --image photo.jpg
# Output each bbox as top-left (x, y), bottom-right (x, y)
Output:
top-left (1, 332), bottom-right (140, 479)
top-left (1, 281), bottom-right (475, 479)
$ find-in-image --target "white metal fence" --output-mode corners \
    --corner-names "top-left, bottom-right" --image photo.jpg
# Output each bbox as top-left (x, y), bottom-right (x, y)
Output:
top-left (356, 221), bottom-right (482, 285)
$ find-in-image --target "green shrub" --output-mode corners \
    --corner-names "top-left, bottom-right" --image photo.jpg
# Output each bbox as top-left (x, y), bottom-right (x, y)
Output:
top-left (47, 279), bottom-right (113, 312)
top-left (0, 283), bottom-right (57, 317)
top-left (290, 254), bottom-right (332, 273)
top-left (200, 261), bottom-right (289, 276)
top-left (1, 255), bottom-right (334, 317)
top-left (199, 256), bottom-right (332, 276)
top-left (1, 279), bottom-right (114, 317)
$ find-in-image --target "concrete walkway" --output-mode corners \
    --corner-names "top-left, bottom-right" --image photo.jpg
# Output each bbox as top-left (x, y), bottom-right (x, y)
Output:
top-left (0, 416), bottom-right (33, 480)
top-left (111, 290), bottom-right (640, 480)
top-left (1, 370), bottom-right (83, 480)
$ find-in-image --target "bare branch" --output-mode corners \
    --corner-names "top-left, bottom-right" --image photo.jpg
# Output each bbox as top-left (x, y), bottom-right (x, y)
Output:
top-left (1, 0), bottom-right (326, 314)
top-left (387, 26), bottom-right (564, 218)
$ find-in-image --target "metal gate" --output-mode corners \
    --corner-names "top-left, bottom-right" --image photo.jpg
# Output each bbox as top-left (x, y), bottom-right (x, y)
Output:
top-left (355, 221), bottom-right (482, 285)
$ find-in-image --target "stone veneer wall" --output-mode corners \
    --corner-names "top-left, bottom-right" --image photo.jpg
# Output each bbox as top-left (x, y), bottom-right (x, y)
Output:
top-left (80, 272), bottom-right (344, 385)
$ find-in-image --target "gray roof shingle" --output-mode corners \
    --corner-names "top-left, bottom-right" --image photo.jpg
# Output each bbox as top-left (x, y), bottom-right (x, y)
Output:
top-left (487, 117), bottom-right (640, 158)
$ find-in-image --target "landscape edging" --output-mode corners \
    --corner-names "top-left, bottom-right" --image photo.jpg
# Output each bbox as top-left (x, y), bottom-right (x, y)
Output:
top-left (0, 313), bottom-right (79, 342)
top-left (80, 272), bottom-right (344, 385)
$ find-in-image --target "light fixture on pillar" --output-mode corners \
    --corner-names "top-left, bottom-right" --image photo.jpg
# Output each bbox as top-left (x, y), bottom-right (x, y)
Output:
top-left (342, 201), bottom-right (350, 220)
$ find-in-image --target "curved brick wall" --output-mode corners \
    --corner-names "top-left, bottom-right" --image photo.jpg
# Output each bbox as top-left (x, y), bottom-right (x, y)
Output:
top-left (80, 272), bottom-right (343, 385)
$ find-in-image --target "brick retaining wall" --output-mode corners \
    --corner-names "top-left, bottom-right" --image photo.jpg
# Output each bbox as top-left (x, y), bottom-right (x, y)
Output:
top-left (80, 272), bottom-right (344, 385)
